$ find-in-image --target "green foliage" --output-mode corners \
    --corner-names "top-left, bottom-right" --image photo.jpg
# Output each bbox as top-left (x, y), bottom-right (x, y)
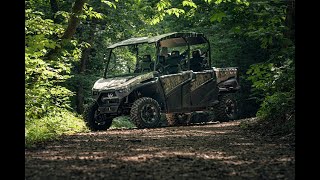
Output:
top-left (110, 116), bottom-right (137, 129)
top-left (25, 109), bottom-right (88, 148)
top-left (247, 63), bottom-right (276, 96)
top-left (25, 0), bottom-right (89, 145)
top-left (149, 0), bottom-right (199, 25)
top-left (247, 58), bottom-right (295, 120)
top-left (156, 0), bottom-right (171, 11)
top-left (25, 8), bottom-right (76, 120)
top-left (247, 59), bottom-right (294, 95)
top-left (210, 11), bottom-right (226, 22)
top-left (101, 0), bottom-right (117, 9)
top-left (165, 8), bottom-right (185, 17)
top-left (233, 0), bottom-right (289, 49)
top-left (82, 3), bottom-right (105, 20)
top-left (257, 92), bottom-right (294, 121)
top-left (182, 0), bottom-right (197, 8)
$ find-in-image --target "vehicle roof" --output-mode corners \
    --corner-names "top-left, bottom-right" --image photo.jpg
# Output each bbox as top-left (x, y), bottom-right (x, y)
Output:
top-left (107, 32), bottom-right (208, 49)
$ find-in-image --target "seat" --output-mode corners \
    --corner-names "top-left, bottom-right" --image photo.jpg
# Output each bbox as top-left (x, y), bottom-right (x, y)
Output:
top-left (158, 55), bottom-right (166, 65)
top-left (190, 49), bottom-right (204, 72)
top-left (155, 55), bottom-right (167, 74)
top-left (165, 51), bottom-right (181, 74)
top-left (139, 55), bottom-right (152, 72)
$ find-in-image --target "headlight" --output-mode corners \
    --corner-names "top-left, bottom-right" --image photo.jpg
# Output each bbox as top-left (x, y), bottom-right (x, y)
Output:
top-left (92, 90), bottom-right (99, 96)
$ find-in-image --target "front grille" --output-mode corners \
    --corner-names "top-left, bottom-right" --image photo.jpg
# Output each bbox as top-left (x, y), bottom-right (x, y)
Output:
top-left (99, 91), bottom-right (119, 105)
top-left (103, 92), bottom-right (117, 98)
top-left (107, 99), bottom-right (120, 104)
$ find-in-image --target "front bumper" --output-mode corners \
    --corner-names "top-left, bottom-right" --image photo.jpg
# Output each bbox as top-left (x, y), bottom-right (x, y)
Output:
top-left (93, 90), bottom-right (124, 114)
top-left (98, 105), bottom-right (120, 114)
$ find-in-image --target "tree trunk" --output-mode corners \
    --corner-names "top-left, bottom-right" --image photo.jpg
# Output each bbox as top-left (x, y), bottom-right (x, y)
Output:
top-left (75, 47), bottom-right (92, 114)
top-left (62, 0), bottom-right (87, 40)
top-left (75, 24), bottom-right (96, 114)
top-left (46, 0), bottom-right (87, 59)
top-left (285, 0), bottom-right (295, 43)
top-left (79, 44), bottom-right (92, 73)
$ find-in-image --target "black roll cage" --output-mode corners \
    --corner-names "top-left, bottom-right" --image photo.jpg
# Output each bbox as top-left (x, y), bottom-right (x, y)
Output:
top-left (103, 32), bottom-right (212, 78)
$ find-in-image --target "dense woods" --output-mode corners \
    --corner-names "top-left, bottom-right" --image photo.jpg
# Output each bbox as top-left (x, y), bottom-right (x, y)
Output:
top-left (25, 0), bottom-right (295, 146)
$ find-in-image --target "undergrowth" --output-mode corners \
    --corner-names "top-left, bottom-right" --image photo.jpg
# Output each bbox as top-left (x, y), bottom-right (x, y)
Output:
top-left (25, 109), bottom-right (89, 148)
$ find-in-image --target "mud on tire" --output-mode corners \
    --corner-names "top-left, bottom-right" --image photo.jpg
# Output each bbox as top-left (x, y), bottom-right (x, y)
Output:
top-left (83, 102), bottom-right (113, 131)
top-left (130, 97), bottom-right (161, 128)
top-left (213, 93), bottom-right (238, 122)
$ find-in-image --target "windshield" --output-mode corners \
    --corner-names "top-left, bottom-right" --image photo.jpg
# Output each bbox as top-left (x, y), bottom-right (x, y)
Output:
top-left (105, 43), bottom-right (156, 77)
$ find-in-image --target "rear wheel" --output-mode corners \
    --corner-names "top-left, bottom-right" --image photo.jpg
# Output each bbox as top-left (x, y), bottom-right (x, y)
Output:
top-left (213, 93), bottom-right (238, 122)
top-left (130, 97), bottom-right (161, 128)
top-left (83, 102), bottom-right (113, 131)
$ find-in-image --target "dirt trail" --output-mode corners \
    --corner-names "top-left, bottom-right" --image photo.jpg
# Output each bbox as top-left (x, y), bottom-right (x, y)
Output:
top-left (25, 119), bottom-right (295, 180)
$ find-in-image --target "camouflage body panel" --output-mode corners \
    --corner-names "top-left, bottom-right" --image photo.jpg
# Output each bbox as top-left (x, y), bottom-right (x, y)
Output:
top-left (191, 71), bottom-right (214, 92)
top-left (92, 72), bottom-right (154, 91)
top-left (160, 71), bottom-right (192, 95)
top-left (213, 67), bottom-right (238, 83)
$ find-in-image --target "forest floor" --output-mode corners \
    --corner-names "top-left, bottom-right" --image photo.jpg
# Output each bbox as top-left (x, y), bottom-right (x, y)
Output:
top-left (25, 118), bottom-right (295, 180)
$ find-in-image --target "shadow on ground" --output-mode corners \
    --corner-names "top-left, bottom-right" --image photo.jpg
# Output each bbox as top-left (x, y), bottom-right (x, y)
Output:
top-left (25, 119), bottom-right (295, 180)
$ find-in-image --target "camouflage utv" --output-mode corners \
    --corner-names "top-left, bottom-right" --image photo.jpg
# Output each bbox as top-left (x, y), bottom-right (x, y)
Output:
top-left (84, 32), bottom-right (240, 131)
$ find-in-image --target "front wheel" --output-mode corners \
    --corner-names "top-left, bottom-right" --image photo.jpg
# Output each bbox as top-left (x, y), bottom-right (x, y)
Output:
top-left (213, 93), bottom-right (238, 122)
top-left (130, 97), bottom-right (161, 128)
top-left (83, 102), bottom-right (113, 131)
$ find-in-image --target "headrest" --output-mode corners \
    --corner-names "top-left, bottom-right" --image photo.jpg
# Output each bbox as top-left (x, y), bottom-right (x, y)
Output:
top-left (192, 49), bottom-right (201, 58)
top-left (142, 55), bottom-right (151, 62)
top-left (171, 51), bottom-right (180, 57)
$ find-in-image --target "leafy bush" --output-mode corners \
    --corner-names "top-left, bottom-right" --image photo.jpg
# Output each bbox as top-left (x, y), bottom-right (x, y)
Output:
top-left (25, 8), bottom-right (84, 120)
top-left (246, 57), bottom-right (295, 136)
top-left (25, 109), bottom-right (88, 148)
top-left (257, 92), bottom-right (294, 121)
top-left (247, 58), bottom-right (294, 114)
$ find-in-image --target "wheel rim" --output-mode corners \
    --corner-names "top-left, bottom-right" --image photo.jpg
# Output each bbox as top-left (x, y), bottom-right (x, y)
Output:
top-left (94, 111), bottom-right (108, 126)
top-left (225, 99), bottom-right (236, 118)
top-left (140, 104), bottom-right (158, 124)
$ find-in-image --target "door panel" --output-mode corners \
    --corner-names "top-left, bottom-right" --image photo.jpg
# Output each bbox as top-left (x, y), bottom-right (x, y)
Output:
top-left (159, 71), bottom-right (193, 112)
top-left (190, 70), bottom-right (218, 107)
top-left (181, 82), bottom-right (191, 108)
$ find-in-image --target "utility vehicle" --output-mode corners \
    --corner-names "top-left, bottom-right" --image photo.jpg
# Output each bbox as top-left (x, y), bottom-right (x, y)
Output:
top-left (84, 32), bottom-right (240, 131)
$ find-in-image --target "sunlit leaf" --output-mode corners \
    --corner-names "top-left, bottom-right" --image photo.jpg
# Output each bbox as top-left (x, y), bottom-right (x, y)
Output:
top-left (182, 0), bottom-right (197, 8)
top-left (210, 12), bottom-right (226, 22)
top-left (102, 0), bottom-right (117, 9)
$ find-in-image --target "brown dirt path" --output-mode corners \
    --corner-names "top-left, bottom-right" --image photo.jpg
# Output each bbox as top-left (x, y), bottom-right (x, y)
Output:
top-left (25, 119), bottom-right (295, 179)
